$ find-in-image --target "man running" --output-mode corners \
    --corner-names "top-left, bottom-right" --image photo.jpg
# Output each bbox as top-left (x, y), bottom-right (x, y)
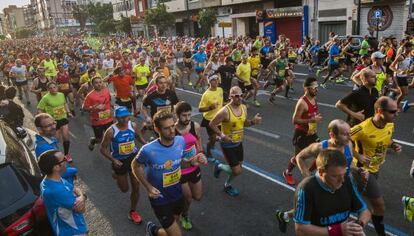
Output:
top-left (282, 77), bottom-right (322, 186)
top-left (175, 102), bottom-right (204, 230)
top-left (350, 96), bottom-right (401, 236)
top-left (133, 56), bottom-right (151, 100)
top-left (83, 76), bottom-right (113, 151)
top-left (37, 81), bottom-right (73, 162)
top-left (9, 59), bottom-right (30, 104)
top-left (131, 111), bottom-right (207, 236)
top-left (105, 67), bottom-right (136, 113)
top-left (100, 106), bottom-right (147, 224)
top-left (199, 74), bottom-right (223, 162)
top-left (210, 86), bottom-right (262, 196)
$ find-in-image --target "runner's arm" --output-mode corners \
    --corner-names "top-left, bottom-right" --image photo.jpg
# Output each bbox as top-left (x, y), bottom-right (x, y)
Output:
top-left (335, 98), bottom-right (362, 121)
top-left (296, 142), bottom-right (322, 178)
top-left (31, 79), bottom-right (41, 93)
top-left (389, 55), bottom-right (402, 73)
top-left (99, 128), bottom-right (118, 163)
top-left (292, 100), bottom-right (311, 125)
top-left (350, 70), bottom-right (363, 86)
top-left (194, 122), bottom-right (204, 153)
top-left (209, 107), bottom-right (229, 137)
top-left (131, 160), bottom-right (154, 192)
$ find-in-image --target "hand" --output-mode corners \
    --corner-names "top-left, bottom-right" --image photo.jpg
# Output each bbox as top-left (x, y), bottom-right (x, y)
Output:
top-left (220, 134), bottom-right (232, 143)
top-left (148, 186), bottom-right (161, 199)
top-left (209, 103), bottom-right (217, 110)
top-left (252, 113), bottom-right (262, 125)
top-left (313, 114), bottom-right (323, 123)
top-left (353, 110), bottom-right (365, 121)
top-left (112, 159), bottom-right (123, 168)
top-left (74, 196), bottom-right (86, 213)
top-left (341, 221), bottom-right (365, 236)
top-left (145, 117), bottom-right (152, 124)
top-left (392, 143), bottom-right (402, 153)
top-left (195, 153), bottom-right (207, 165)
top-left (358, 154), bottom-right (370, 165)
top-left (67, 112), bottom-right (74, 118)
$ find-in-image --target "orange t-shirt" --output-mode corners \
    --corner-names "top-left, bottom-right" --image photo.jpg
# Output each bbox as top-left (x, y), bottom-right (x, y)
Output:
top-left (83, 88), bottom-right (113, 126)
top-left (108, 75), bottom-right (134, 100)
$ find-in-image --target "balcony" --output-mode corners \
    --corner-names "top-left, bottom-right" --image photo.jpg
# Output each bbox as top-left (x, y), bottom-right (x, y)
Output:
top-left (164, 0), bottom-right (186, 12)
top-left (221, 0), bottom-right (260, 6)
top-left (201, 0), bottom-right (221, 8)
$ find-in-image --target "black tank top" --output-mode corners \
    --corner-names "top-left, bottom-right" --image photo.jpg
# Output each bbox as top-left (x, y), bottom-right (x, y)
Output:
top-left (37, 78), bottom-right (49, 92)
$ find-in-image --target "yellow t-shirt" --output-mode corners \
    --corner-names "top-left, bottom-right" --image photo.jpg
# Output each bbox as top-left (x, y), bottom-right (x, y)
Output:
top-left (199, 88), bottom-right (223, 121)
top-left (351, 118), bottom-right (394, 173)
top-left (236, 62), bottom-right (251, 86)
top-left (80, 72), bottom-right (102, 85)
top-left (132, 64), bottom-right (151, 86)
top-left (248, 56), bottom-right (261, 76)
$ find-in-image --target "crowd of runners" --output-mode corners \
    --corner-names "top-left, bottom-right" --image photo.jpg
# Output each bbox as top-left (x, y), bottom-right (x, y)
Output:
top-left (0, 32), bottom-right (413, 236)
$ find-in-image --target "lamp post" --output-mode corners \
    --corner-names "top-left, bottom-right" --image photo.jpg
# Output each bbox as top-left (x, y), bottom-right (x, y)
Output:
top-left (186, 0), bottom-right (191, 35)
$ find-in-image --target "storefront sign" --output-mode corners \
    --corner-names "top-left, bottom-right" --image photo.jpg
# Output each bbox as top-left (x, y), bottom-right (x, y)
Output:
top-left (367, 6), bottom-right (393, 31)
top-left (264, 21), bottom-right (276, 44)
top-left (266, 7), bottom-right (303, 19)
top-left (218, 22), bottom-right (232, 28)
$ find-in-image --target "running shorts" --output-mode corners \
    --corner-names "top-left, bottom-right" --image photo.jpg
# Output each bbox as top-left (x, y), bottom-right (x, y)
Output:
top-left (221, 142), bottom-right (244, 167)
top-left (151, 198), bottom-right (185, 228)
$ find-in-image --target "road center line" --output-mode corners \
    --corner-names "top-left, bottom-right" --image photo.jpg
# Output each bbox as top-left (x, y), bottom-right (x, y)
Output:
top-left (178, 88), bottom-right (414, 148)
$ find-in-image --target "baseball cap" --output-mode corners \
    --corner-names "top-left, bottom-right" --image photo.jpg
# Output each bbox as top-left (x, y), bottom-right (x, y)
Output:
top-left (371, 51), bottom-right (386, 59)
top-left (115, 106), bottom-right (131, 118)
top-left (208, 74), bottom-right (219, 81)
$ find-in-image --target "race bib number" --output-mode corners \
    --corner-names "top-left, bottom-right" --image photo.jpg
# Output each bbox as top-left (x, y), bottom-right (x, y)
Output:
top-left (98, 110), bottom-right (110, 120)
top-left (53, 106), bottom-right (66, 118)
top-left (120, 97), bottom-right (131, 102)
top-left (230, 130), bottom-right (244, 143)
top-left (184, 58), bottom-right (191, 63)
top-left (333, 57), bottom-right (339, 63)
top-left (177, 58), bottom-right (183, 63)
top-left (198, 62), bottom-right (205, 68)
top-left (368, 153), bottom-right (385, 169)
top-left (59, 83), bottom-right (70, 90)
top-left (157, 105), bottom-right (171, 113)
top-left (163, 168), bottom-right (181, 187)
top-left (182, 145), bottom-right (197, 161)
top-left (119, 141), bottom-right (135, 155)
top-left (278, 70), bottom-right (285, 77)
top-left (308, 122), bottom-right (317, 135)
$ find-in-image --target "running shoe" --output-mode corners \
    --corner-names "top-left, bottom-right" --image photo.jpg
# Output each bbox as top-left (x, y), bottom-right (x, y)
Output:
top-left (402, 100), bottom-right (410, 112)
top-left (146, 221), bottom-right (157, 236)
top-left (335, 77), bottom-right (345, 84)
top-left (128, 210), bottom-right (142, 224)
top-left (65, 154), bottom-right (73, 163)
top-left (213, 160), bottom-right (221, 178)
top-left (316, 69), bottom-right (321, 77)
top-left (320, 83), bottom-right (327, 89)
top-left (88, 138), bottom-right (95, 151)
top-left (402, 196), bottom-right (414, 222)
top-left (180, 216), bottom-right (193, 230)
top-left (207, 155), bottom-right (216, 163)
top-left (253, 100), bottom-right (261, 107)
top-left (224, 185), bottom-right (239, 197)
top-left (268, 96), bottom-right (276, 104)
top-left (276, 210), bottom-right (289, 233)
top-left (188, 81), bottom-right (193, 86)
top-left (283, 170), bottom-right (296, 186)
top-left (290, 87), bottom-right (295, 93)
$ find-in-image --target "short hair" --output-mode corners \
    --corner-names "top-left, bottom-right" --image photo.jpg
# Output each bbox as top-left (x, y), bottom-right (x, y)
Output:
top-left (155, 75), bottom-right (167, 84)
top-left (91, 76), bottom-right (102, 83)
top-left (304, 77), bottom-right (317, 87)
top-left (37, 150), bottom-right (60, 175)
top-left (328, 119), bottom-right (347, 136)
top-left (5, 86), bottom-right (17, 99)
top-left (175, 101), bottom-right (192, 116)
top-left (153, 111), bottom-right (174, 129)
top-left (34, 113), bottom-right (53, 127)
top-left (47, 81), bottom-right (57, 88)
top-left (374, 96), bottom-right (392, 111)
top-left (88, 68), bottom-right (96, 74)
top-left (404, 42), bottom-right (412, 48)
top-left (316, 149), bottom-right (347, 171)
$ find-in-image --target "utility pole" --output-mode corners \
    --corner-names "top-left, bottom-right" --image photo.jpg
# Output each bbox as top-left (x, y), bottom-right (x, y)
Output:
top-left (186, 0), bottom-right (191, 36)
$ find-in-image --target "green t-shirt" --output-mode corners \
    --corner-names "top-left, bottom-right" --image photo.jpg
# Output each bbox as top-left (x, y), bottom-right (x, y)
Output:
top-left (359, 40), bottom-right (369, 56)
top-left (275, 58), bottom-right (287, 79)
top-left (37, 92), bottom-right (67, 120)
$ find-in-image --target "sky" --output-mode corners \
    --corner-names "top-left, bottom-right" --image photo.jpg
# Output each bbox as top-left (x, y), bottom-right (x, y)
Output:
top-left (1, 0), bottom-right (29, 13)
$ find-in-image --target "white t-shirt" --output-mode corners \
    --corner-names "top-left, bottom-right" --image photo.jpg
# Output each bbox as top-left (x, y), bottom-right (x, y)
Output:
top-left (10, 65), bottom-right (27, 82)
top-left (103, 59), bottom-right (114, 69)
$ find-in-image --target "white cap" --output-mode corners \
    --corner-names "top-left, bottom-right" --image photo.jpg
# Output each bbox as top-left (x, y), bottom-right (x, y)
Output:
top-left (371, 51), bottom-right (386, 59)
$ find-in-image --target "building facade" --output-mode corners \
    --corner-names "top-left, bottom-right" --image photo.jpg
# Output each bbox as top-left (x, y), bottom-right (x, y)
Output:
top-left (2, 6), bottom-right (26, 34)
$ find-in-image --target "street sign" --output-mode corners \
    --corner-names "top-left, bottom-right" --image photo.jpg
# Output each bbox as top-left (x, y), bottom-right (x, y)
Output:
top-left (374, 9), bottom-right (382, 18)
top-left (218, 22), bottom-right (232, 28)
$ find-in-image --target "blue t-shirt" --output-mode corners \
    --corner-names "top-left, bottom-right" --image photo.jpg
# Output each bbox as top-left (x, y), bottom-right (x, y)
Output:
top-left (34, 134), bottom-right (77, 184)
top-left (41, 178), bottom-right (88, 236)
top-left (135, 136), bottom-right (185, 205)
top-left (309, 45), bottom-right (321, 55)
top-left (192, 52), bottom-right (207, 70)
top-left (328, 44), bottom-right (340, 65)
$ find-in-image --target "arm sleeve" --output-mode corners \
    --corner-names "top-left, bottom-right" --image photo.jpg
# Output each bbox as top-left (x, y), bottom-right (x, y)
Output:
top-left (135, 146), bottom-right (147, 165)
top-left (199, 94), bottom-right (208, 109)
top-left (350, 123), bottom-right (363, 142)
top-left (340, 91), bottom-right (357, 107)
top-left (293, 186), bottom-right (313, 225)
top-left (37, 96), bottom-right (47, 110)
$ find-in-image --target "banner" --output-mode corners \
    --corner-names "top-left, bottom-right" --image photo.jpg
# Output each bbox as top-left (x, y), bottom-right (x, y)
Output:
top-left (264, 21), bottom-right (276, 44)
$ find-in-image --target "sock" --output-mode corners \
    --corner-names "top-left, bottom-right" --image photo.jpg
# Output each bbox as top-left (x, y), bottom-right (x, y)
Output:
top-left (372, 215), bottom-right (385, 236)
top-left (63, 141), bottom-right (70, 155)
top-left (219, 164), bottom-right (233, 186)
top-left (285, 85), bottom-right (290, 97)
top-left (283, 212), bottom-right (289, 221)
top-left (286, 157), bottom-right (296, 173)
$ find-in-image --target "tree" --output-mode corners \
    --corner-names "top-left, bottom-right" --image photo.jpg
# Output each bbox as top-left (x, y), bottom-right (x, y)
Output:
top-left (144, 3), bottom-right (175, 36)
top-left (88, 2), bottom-right (115, 34)
top-left (72, 4), bottom-right (89, 31)
top-left (198, 8), bottom-right (217, 37)
top-left (116, 15), bottom-right (132, 34)
top-left (15, 27), bottom-right (35, 39)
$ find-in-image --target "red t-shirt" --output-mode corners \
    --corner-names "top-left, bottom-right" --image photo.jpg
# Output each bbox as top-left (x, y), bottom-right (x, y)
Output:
top-left (56, 71), bottom-right (71, 92)
top-left (83, 88), bottom-right (113, 126)
top-left (108, 75), bottom-right (134, 99)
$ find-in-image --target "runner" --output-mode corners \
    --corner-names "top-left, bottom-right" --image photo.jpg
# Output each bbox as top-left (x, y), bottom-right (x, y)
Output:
top-left (37, 81), bottom-right (74, 162)
top-left (199, 74), bottom-right (223, 162)
top-left (56, 63), bottom-right (75, 116)
top-left (31, 67), bottom-right (50, 102)
top-left (320, 36), bottom-right (341, 88)
top-left (192, 46), bottom-right (208, 91)
top-left (9, 59), bottom-right (30, 104)
top-left (350, 96), bottom-right (402, 236)
top-left (217, 57), bottom-right (236, 102)
top-left (100, 106), bottom-right (147, 224)
top-left (210, 86), bottom-right (262, 196)
top-left (266, 49), bottom-right (288, 103)
top-left (105, 67), bottom-right (136, 113)
top-left (175, 102), bottom-right (204, 230)
top-left (132, 56), bottom-right (151, 100)
top-left (82, 76), bottom-right (113, 151)
top-left (236, 54), bottom-right (257, 106)
top-left (131, 111), bottom-right (207, 236)
top-left (41, 52), bottom-right (58, 80)
top-left (293, 149), bottom-right (370, 235)
top-left (282, 77), bottom-right (322, 186)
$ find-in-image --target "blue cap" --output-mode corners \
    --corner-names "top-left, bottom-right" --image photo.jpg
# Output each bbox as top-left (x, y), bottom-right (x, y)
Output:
top-left (115, 106), bottom-right (131, 118)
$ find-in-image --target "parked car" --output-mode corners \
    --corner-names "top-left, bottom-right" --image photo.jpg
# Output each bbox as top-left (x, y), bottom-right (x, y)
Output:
top-left (0, 121), bottom-right (53, 236)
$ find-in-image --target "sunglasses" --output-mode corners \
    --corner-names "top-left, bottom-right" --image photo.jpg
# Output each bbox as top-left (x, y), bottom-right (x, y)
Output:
top-left (55, 158), bottom-right (66, 166)
top-left (231, 94), bottom-right (243, 98)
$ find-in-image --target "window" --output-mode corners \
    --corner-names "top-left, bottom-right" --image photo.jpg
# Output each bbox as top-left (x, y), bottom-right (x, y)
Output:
top-left (138, 0), bottom-right (143, 12)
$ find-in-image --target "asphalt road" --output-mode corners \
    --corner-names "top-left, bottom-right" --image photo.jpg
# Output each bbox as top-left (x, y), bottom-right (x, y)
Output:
top-left (18, 65), bottom-right (414, 236)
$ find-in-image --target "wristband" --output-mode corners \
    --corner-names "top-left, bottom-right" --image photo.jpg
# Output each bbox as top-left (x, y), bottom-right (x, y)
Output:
top-left (354, 219), bottom-right (364, 228)
top-left (327, 223), bottom-right (342, 236)
top-left (219, 133), bottom-right (226, 139)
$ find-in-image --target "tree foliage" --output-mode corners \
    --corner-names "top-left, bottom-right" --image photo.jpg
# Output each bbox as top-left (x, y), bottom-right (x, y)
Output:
top-left (88, 2), bottom-right (115, 34)
top-left (72, 4), bottom-right (89, 31)
top-left (116, 16), bottom-right (132, 34)
top-left (198, 8), bottom-right (218, 37)
top-left (144, 3), bottom-right (175, 36)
